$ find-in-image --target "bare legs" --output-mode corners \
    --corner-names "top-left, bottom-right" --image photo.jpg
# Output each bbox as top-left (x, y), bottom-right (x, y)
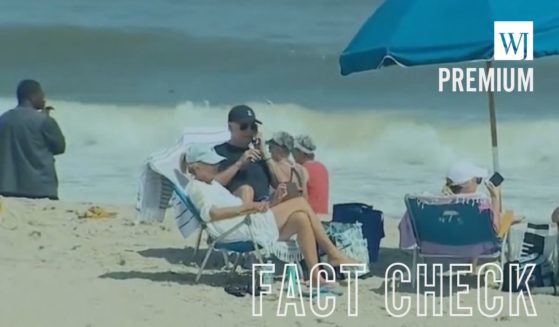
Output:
top-left (274, 210), bottom-right (319, 273)
top-left (271, 197), bottom-right (356, 282)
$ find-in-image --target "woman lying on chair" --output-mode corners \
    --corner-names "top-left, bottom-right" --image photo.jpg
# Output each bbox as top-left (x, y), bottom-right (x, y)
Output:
top-left (183, 144), bottom-right (356, 283)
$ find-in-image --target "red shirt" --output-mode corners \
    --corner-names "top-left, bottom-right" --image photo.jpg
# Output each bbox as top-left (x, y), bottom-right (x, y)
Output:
top-left (303, 160), bottom-right (329, 214)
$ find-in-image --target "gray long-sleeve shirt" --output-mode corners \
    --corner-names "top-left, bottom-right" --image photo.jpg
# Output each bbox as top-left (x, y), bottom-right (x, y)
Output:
top-left (0, 105), bottom-right (66, 199)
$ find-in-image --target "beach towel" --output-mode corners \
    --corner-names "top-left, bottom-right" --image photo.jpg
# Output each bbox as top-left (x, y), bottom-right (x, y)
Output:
top-left (171, 174), bottom-right (200, 238)
top-left (136, 127), bottom-right (229, 223)
top-left (324, 221), bottom-right (370, 273)
top-left (501, 222), bottom-right (557, 293)
top-left (504, 222), bottom-right (557, 264)
top-left (332, 202), bottom-right (384, 263)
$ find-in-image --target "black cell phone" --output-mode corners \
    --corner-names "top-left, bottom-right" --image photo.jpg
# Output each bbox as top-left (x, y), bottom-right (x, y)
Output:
top-left (488, 172), bottom-right (504, 187)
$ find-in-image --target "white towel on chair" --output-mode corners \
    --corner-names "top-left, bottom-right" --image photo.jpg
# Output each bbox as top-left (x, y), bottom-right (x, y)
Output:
top-left (505, 222), bottom-right (558, 264)
top-left (136, 127), bottom-right (229, 223)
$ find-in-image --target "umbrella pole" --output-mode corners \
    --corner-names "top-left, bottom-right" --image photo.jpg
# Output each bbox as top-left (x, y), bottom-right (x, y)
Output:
top-left (486, 61), bottom-right (503, 216)
top-left (486, 60), bottom-right (499, 173)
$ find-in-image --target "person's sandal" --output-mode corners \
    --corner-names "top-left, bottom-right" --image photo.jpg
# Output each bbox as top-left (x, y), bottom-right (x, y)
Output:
top-left (224, 284), bottom-right (248, 297)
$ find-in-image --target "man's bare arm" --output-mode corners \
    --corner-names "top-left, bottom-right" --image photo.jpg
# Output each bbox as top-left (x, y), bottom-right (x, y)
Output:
top-left (214, 149), bottom-right (261, 186)
top-left (253, 132), bottom-right (284, 188)
top-left (214, 160), bottom-right (243, 186)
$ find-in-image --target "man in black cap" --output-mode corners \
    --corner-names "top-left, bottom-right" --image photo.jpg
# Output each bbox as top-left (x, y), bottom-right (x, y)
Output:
top-left (214, 105), bottom-right (272, 203)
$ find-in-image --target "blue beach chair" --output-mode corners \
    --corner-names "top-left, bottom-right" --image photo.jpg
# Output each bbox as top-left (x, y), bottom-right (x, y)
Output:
top-left (172, 169), bottom-right (302, 283)
top-left (171, 175), bottom-right (265, 283)
top-left (404, 194), bottom-right (503, 287)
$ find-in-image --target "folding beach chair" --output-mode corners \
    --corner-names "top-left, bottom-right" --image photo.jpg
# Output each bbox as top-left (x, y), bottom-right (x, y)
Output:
top-left (172, 169), bottom-right (302, 283)
top-left (404, 194), bottom-right (503, 287)
top-left (171, 171), bottom-right (266, 283)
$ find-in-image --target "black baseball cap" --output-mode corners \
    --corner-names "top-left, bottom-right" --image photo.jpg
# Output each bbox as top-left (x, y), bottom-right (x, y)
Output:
top-left (228, 105), bottom-right (262, 124)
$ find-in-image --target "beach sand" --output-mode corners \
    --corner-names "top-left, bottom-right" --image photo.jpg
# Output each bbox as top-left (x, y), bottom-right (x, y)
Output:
top-left (1, 197), bottom-right (558, 327)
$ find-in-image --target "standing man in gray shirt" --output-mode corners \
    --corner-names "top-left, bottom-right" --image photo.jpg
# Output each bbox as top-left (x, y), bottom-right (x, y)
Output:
top-left (0, 80), bottom-right (66, 200)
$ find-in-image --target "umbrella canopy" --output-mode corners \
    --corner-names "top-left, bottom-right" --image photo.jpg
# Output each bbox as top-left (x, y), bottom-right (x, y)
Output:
top-left (339, 0), bottom-right (559, 173)
top-left (340, 0), bottom-right (559, 75)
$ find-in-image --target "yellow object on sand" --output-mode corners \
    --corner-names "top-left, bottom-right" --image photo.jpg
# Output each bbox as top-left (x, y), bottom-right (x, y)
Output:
top-left (0, 196), bottom-right (17, 230)
top-left (78, 206), bottom-right (116, 219)
top-left (498, 210), bottom-right (517, 238)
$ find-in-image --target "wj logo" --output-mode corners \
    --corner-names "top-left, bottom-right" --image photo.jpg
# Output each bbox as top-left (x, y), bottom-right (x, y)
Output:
top-left (437, 20), bottom-right (535, 93)
top-left (494, 21), bottom-right (533, 61)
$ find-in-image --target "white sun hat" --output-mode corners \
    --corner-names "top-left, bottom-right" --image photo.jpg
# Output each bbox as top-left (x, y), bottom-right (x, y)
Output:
top-left (185, 144), bottom-right (225, 165)
top-left (446, 161), bottom-right (488, 185)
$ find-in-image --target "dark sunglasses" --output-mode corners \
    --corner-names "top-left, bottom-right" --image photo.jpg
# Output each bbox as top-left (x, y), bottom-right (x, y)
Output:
top-left (240, 122), bottom-right (258, 131)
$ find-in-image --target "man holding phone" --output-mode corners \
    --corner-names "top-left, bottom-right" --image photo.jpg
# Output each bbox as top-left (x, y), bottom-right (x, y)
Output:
top-left (0, 80), bottom-right (66, 200)
top-left (213, 105), bottom-right (272, 203)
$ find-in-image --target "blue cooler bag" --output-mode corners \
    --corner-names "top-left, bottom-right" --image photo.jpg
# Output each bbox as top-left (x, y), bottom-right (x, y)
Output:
top-left (333, 203), bottom-right (385, 263)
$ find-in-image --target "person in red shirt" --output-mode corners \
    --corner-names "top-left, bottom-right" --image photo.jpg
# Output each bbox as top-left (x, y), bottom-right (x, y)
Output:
top-left (292, 135), bottom-right (329, 215)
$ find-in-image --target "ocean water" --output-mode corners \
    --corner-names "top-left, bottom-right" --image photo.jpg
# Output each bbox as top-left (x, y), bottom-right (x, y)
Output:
top-left (0, 0), bottom-right (558, 220)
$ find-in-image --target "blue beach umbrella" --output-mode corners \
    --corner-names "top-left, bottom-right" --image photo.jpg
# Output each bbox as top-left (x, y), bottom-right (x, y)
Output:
top-left (340, 0), bottom-right (559, 172)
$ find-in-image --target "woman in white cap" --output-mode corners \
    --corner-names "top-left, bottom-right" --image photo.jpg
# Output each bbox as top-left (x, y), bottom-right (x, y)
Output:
top-left (265, 131), bottom-right (308, 200)
top-left (292, 135), bottom-right (330, 216)
top-left (183, 144), bottom-right (357, 283)
top-left (442, 161), bottom-right (501, 227)
top-left (399, 161), bottom-right (501, 249)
